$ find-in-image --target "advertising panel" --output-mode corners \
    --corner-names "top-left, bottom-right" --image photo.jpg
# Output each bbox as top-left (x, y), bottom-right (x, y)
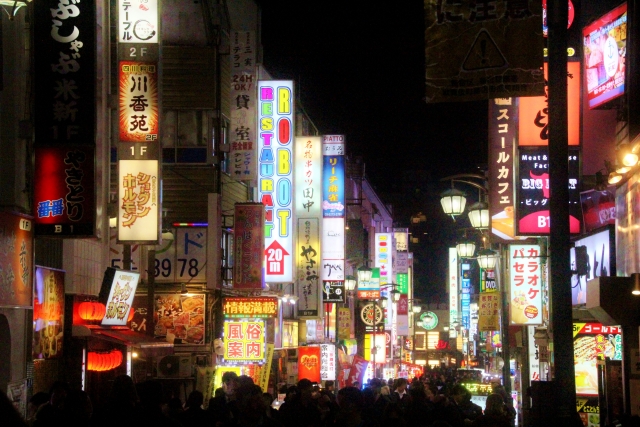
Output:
top-left (230, 31), bottom-right (257, 181)
top-left (528, 326), bottom-right (541, 381)
top-left (615, 174), bottom-right (640, 276)
top-left (570, 226), bottom-right (614, 305)
top-left (519, 62), bottom-right (581, 146)
top-left (322, 136), bottom-right (345, 217)
top-left (337, 308), bottom-right (351, 340)
top-left (33, 267), bottom-right (65, 359)
top-left (364, 333), bottom-right (386, 361)
top-left (298, 346), bottom-right (321, 383)
top-left (322, 281), bottom-right (345, 304)
top-left (374, 233), bottom-right (392, 286)
top-left (233, 204), bottom-right (264, 290)
top-left (118, 0), bottom-right (158, 43)
top-left (488, 98), bottom-right (519, 240)
top-left (583, 3), bottom-right (627, 109)
top-left (155, 294), bottom-right (205, 344)
top-left (574, 323), bottom-right (622, 396)
top-left (509, 245), bottom-right (543, 325)
top-left (223, 297), bottom-right (278, 318)
top-left (357, 267), bottom-right (380, 300)
top-left (0, 212), bottom-right (33, 308)
top-left (34, 146), bottom-right (95, 236)
top-left (581, 188), bottom-right (616, 233)
top-left (295, 137), bottom-right (323, 218)
top-left (296, 218), bottom-right (320, 318)
top-left (478, 293), bottom-right (501, 332)
top-left (154, 227), bottom-right (207, 283)
top-left (345, 355), bottom-right (368, 387)
top-left (101, 270), bottom-right (140, 326)
top-left (320, 344), bottom-right (336, 381)
top-left (258, 81), bottom-right (294, 283)
top-left (34, 0), bottom-right (95, 146)
top-left (224, 320), bottom-right (265, 363)
top-left (423, 0), bottom-right (544, 103)
top-left (449, 248), bottom-right (458, 327)
top-left (461, 263), bottom-right (471, 329)
top-left (118, 160), bottom-right (159, 243)
top-left (118, 61), bottom-right (159, 142)
top-left (516, 147), bottom-right (581, 235)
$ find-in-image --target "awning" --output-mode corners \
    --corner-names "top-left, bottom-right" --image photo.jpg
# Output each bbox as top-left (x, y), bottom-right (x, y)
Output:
top-left (73, 325), bottom-right (174, 357)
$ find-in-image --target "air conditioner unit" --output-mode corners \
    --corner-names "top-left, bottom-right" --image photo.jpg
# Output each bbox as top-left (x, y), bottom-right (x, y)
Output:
top-left (157, 354), bottom-right (192, 378)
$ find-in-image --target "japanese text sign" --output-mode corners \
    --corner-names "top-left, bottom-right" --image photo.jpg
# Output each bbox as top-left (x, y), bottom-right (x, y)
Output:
top-left (296, 218), bottom-right (320, 318)
top-left (424, 0), bottom-right (544, 103)
top-left (154, 294), bottom-right (205, 344)
top-left (337, 308), bottom-right (351, 340)
top-left (118, 0), bottom-right (158, 43)
top-left (527, 326), bottom-right (541, 381)
top-left (0, 213), bottom-right (32, 308)
top-left (581, 189), bottom-right (616, 233)
top-left (509, 244), bottom-right (542, 325)
top-left (298, 346), bottom-right (321, 383)
top-left (320, 344), bottom-right (336, 381)
top-left (102, 270), bottom-right (140, 326)
top-left (154, 227), bottom-right (207, 283)
top-left (449, 248), bottom-right (458, 327)
top-left (519, 62), bottom-right (581, 146)
top-left (258, 81), bottom-right (294, 283)
top-left (488, 98), bottom-right (518, 241)
top-left (322, 281), bottom-right (345, 304)
top-left (481, 268), bottom-right (498, 293)
top-left (34, 0), bottom-right (96, 147)
top-left (478, 292), bottom-right (501, 331)
top-left (345, 354), bottom-right (368, 387)
top-left (295, 137), bottom-right (322, 217)
top-left (223, 297), bottom-right (277, 318)
top-left (118, 160), bottom-right (159, 243)
top-left (516, 147), bottom-right (581, 235)
top-left (322, 136), bottom-right (345, 218)
top-left (573, 322), bottom-right (622, 396)
top-left (233, 204), bottom-right (265, 290)
top-left (583, 3), bottom-right (627, 109)
top-left (33, 146), bottom-right (95, 236)
top-left (224, 320), bottom-right (265, 363)
top-left (230, 31), bottom-right (257, 181)
top-left (375, 233), bottom-right (392, 286)
top-left (119, 62), bottom-right (159, 142)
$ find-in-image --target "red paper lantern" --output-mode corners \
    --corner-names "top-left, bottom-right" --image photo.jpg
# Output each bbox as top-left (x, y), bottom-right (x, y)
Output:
top-left (128, 307), bottom-right (135, 322)
top-left (78, 302), bottom-right (106, 321)
top-left (87, 350), bottom-right (123, 372)
top-left (93, 302), bottom-right (106, 320)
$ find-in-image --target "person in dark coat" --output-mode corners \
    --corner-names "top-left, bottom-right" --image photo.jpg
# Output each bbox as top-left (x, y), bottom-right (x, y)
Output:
top-left (177, 391), bottom-right (208, 427)
top-left (472, 393), bottom-right (511, 427)
top-left (277, 379), bottom-right (322, 427)
top-left (450, 384), bottom-right (483, 423)
top-left (208, 371), bottom-right (241, 426)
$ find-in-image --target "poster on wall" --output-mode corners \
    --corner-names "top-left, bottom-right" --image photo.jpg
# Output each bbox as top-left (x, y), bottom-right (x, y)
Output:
top-left (581, 188), bottom-right (616, 233)
top-left (0, 212), bottom-right (33, 308)
top-left (570, 226), bottom-right (614, 305)
top-left (33, 267), bottom-right (65, 359)
top-left (573, 323), bottom-right (622, 397)
top-left (154, 294), bottom-right (206, 344)
top-left (298, 346), bottom-right (321, 383)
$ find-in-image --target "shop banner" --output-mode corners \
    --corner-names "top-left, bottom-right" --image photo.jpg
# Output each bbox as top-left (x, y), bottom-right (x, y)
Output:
top-left (259, 344), bottom-right (275, 392)
top-left (102, 270), bottom-right (140, 326)
top-left (345, 354), bottom-right (369, 387)
top-left (117, 159), bottom-right (159, 243)
top-left (322, 136), bottom-right (345, 218)
top-left (298, 346), bottom-right (321, 383)
top-left (223, 297), bottom-right (277, 318)
top-left (320, 344), bottom-right (336, 381)
top-left (481, 268), bottom-right (498, 293)
top-left (573, 323), bottom-right (622, 396)
top-left (478, 293), bottom-right (501, 332)
top-left (118, 61), bottom-right (159, 142)
top-left (0, 212), bottom-right (33, 308)
top-left (33, 267), bottom-right (65, 359)
top-left (509, 245), bottom-right (543, 325)
top-left (337, 308), bottom-right (351, 340)
top-left (34, 146), bottom-right (95, 236)
top-left (357, 267), bottom-right (380, 300)
top-left (230, 31), bottom-right (257, 181)
top-left (527, 326), bottom-right (541, 382)
top-left (322, 281), bottom-right (345, 304)
top-left (488, 98), bottom-right (519, 241)
top-left (424, 0), bottom-right (544, 103)
top-left (296, 218), bottom-right (321, 318)
top-left (449, 248), bottom-right (458, 328)
top-left (581, 188), bottom-right (616, 233)
top-left (364, 333), bottom-right (386, 361)
top-left (118, 0), bottom-right (158, 43)
top-left (233, 203), bottom-right (264, 290)
top-left (374, 233), bottom-right (392, 286)
top-left (154, 294), bottom-right (205, 344)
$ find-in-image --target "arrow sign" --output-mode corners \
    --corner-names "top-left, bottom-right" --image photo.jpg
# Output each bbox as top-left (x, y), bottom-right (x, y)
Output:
top-left (265, 240), bottom-right (290, 275)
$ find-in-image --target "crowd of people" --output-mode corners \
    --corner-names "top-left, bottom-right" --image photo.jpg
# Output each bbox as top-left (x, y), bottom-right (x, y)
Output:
top-left (0, 366), bottom-right (522, 427)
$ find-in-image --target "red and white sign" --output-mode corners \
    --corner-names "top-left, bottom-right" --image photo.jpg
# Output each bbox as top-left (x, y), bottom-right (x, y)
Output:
top-left (298, 346), bottom-right (321, 383)
top-left (509, 245), bottom-right (543, 325)
top-left (233, 204), bottom-right (264, 289)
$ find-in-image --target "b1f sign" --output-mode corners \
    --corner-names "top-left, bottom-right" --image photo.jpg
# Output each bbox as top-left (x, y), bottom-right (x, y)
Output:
top-left (258, 81), bottom-right (294, 283)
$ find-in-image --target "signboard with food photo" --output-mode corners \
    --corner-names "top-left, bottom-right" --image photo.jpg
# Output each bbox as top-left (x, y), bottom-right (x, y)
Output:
top-left (154, 294), bottom-right (205, 345)
top-left (573, 322), bottom-right (622, 397)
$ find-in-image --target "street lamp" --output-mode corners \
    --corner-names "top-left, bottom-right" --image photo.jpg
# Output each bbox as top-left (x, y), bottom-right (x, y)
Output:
top-left (476, 248), bottom-right (499, 270)
top-left (391, 288), bottom-right (401, 302)
top-left (357, 264), bottom-right (372, 283)
top-left (456, 241), bottom-right (476, 258)
top-left (467, 202), bottom-right (490, 229)
top-left (345, 275), bottom-right (357, 293)
top-left (440, 188), bottom-right (467, 219)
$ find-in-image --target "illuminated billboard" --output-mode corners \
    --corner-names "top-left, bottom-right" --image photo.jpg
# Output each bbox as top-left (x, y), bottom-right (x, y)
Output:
top-left (101, 270), bottom-right (140, 326)
top-left (118, 0), bottom-right (158, 43)
top-left (117, 159), bottom-right (159, 243)
top-left (509, 245), bottom-right (543, 325)
top-left (224, 320), bottom-right (266, 364)
top-left (258, 81), bottom-right (294, 283)
top-left (374, 233), bottom-right (392, 286)
top-left (583, 3), bottom-right (627, 109)
top-left (119, 62), bottom-right (159, 142)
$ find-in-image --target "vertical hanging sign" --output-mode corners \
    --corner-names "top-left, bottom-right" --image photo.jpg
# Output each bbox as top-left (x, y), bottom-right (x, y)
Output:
top-left (233, 204), bottom-right (265, 290)
top-left (34, 0), bottom-right (96, 237)
top-left (449, 248), bottom-right (458, 328)
top-left (230, 31), bottom-right (257, 182)
top-left (322, 135), bottom-right (346, 302)
top-left (374, 233), bottom-right (392, 286)
top-left (295, 137), bottom-right (322, 318)
top-left (117, 0), bottom-right (161, 244)
top-left (509, 244), bottom-right (543, 325)
top-left (258, 81), bottom-right (294, 283)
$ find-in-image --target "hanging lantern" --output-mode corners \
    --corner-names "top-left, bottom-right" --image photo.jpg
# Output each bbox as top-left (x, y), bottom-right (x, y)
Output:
top-left (128, 307), bottom-right (135, 322)
top-left (78, 302), bottom-right (95, 321)
top-left (87, 350), bottom-right (123, 372)
top-left (93, 302), bottom-right (106, 320)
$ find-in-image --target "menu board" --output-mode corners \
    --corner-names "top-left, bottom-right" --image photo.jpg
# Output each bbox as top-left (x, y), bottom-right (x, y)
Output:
top-left (154, 294), bottom-right (205, 345)
top-left (573, 323), bottom-right (622, 396)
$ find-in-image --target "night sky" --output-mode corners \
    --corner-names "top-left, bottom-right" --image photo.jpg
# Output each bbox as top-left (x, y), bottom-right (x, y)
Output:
top-left (259, 1), bottom-right (490, 301)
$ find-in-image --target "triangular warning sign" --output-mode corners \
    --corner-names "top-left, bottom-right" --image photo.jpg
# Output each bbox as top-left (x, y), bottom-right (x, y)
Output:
top-left (462, 29), bottom-right (507, 71)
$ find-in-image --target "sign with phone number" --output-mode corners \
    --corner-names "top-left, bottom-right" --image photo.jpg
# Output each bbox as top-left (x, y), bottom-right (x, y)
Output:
top-left (110, 227), bottom-right (207, 283)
